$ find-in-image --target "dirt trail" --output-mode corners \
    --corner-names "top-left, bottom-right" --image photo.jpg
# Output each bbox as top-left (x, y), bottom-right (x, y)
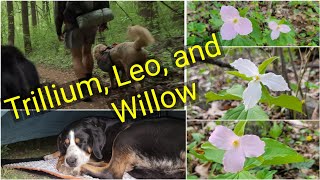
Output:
top-left (37, 65), bottom-right (110, 109)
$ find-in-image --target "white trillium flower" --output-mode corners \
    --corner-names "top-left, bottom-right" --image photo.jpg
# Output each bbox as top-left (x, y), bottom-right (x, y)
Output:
top-left (230, 58), bottom-right (290, 110)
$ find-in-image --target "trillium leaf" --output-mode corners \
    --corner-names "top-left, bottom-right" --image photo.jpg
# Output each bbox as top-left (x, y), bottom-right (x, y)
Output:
top-left (249, 18), bottom-right (263, 45)
top-left (269, 122), bottom-right (283, 139)
top-left (237, 171), bottom-right (257, 179)
top-left (260, 138), bottom-right (306, 165)
top-left (201, 142), bottom-right (224, 164)
top-left (255, 169), bottom-right (277, 179)
top-left (233, 120), bottom-right (247, 136)
top-left (261, 93), bottom-right (303, 113)
top-left (213, 171), bottom-right (256, 179)
top-left (212, 173), bottom-right (238, 179)
top-left (205, 91), bottom-right (242, 102)
top-left (205, 85), bottom-right (244, 102)
top-left (243, 157), bottom-right (263, 170)
top-left (230, 35), bottom-right (257, 46)
top-left (258, 56), bottom-right (279, 74)
top-left (221, 104), bottom-right (269, 120)
top-left (260, 85), bottom-right (303, 113)
top-left (227, 71), bottom-right (252, 81)
top-left (201, 142), bottom-right (224, 163)
top-left (226, 84), bottom-right (245, 97)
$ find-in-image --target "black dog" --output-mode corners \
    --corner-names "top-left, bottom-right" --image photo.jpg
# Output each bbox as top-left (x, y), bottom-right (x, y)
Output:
top-left (44, 116), bottom-right (185, 179)
top-left (1, 45), bottom-right (40, 109)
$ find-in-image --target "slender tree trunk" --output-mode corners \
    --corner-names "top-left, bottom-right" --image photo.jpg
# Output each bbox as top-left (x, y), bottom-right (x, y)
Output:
top-left (21, 1), bottom-right (32, 54)
top-left (137, 2), bottom-right (159, 29)
top-left (7, 1), bottom-right (15, 45)
top-left (31, 1), bottom-right (37, 26)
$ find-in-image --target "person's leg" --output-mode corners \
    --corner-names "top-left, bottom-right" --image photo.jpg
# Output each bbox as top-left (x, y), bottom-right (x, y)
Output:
top-left (71, 48), bottom-right (86, 79)
top-left (82, 44), bottom-right (94, 78)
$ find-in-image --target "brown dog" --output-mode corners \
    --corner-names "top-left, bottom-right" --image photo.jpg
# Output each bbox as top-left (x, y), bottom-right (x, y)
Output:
top-left (93, 25), bottom-right (154, 88)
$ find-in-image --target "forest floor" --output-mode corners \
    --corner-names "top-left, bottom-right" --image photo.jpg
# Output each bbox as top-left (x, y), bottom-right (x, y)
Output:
top-left (187, 48), bottom-right (319, 120)
top-left (187, 121), bottom-right (319, 179)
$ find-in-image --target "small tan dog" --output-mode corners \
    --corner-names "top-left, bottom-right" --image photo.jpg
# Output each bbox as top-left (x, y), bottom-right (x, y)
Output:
top-left (93, 25), bottom-right (154, 88)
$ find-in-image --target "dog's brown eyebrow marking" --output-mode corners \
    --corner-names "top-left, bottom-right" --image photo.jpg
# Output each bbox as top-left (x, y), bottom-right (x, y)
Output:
top-left (75, 138), bottom-right (80, 144)
top-left (87, 147), bottom-right (92, 153)
top-left (65, 138), bottom-right (70, 144)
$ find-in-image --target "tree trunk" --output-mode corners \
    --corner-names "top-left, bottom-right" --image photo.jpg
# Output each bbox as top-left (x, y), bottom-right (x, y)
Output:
top-left (31, 1), bottom-right (37, 26)
top-left (21, 1), bottom-right (32, 54)
top-left (42, 1), bottom-right (50, 22)
top-left (137, 2), bottom-right (159, 29)
top-left (7, 1), bottom-right (15, 45)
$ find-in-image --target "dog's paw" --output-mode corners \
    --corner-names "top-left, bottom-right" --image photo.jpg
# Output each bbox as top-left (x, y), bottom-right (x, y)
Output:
top-left (70, 167), bottom-right (82, 176)
top-left (43, 154), bottom-right (55, 160)
top-left (57, 164), bottom-right (73, 175)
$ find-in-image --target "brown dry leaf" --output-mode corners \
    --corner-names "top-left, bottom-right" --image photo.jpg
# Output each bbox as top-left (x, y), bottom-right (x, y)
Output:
top-left (195, 162), bottom-right (211, 179)
top-left (203, 102), bottom-right (225, 119)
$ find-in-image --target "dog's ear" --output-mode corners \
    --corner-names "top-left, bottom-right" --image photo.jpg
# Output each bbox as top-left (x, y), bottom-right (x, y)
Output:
top-left (57, 133), bottom-right (66, 155)
top-left (88, 127), bottom-right (106, 160)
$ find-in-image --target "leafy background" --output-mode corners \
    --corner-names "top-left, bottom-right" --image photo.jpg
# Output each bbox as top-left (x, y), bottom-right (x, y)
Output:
top-left (187, 1), bottom-right (319, 46)
top-left (187, 121), bottom-right (319, 179)
top-left (187, 47), bottom-right (319, 120)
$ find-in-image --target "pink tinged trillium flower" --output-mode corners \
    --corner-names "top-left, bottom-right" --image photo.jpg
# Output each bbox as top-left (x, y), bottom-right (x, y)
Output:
top-left (209, 125), bottom-right (265, 173)
top-left (231, 58), bottom-right (290, 110)
top-left (220, 6), bottom-right (253, 40)
top-left (268, 21), bottom-right (291, 40)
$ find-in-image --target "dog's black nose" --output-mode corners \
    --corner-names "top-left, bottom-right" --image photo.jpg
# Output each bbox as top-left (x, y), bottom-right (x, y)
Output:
top-left (66, 157), bottom-right (77, 167)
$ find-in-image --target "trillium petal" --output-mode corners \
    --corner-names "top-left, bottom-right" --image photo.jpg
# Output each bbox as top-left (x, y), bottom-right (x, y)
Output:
top-left (240, 135), bottom-right (265, 157)
top-left (230, 58), bottom-right (259, 77)
top-left (223, 148), bottom-right (245, 173)
top-left (234, 17), bottom-right (253, 35)
top-left (268, 21), bottom-right (278, 30)
top-left (221, 23), bottom-right (238, 40)
top-left (260, 73), bottom-right (290, 91)
top-left (209, 125), bottom-right (239, 150)
top-left (279, 24), bottom-right (291, 33)
top-left (271, 30), bottom-right (280, 40)
top-left (220, 6), bottom-right (240, 23)
top-left (243, 81), bottom-right (262, 110)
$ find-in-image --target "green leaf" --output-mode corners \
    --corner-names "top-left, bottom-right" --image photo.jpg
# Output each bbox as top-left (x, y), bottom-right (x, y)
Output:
top-left (237, 171), bottom-right (256, 179)
top-left (234, 121), bottom-right (247, 136)
top-left (261, 138), bottom-right (306, 165)
top-left (229, 35), bottom-right (257, 46)
top-left (227, 71), bottom-right (252, 81)
top-left (269, 122), bottom-right (282, 139)
top-left (256, 169), bottom-right (277, 179)
top-left (239, 7), bottom-right (249, 16)
top-left (258, 56), bottom-right (279, 74)
top-left (201, 142), bottom-right (225, 164)
top-left (221, 104), bottom-right (269, 120)
top-left (213, 173), bottom-right (238, 179)
top-left (244, 157), bottom-right (263, 170)
top-left (261, 94), bottom-right (303, 113)
top-left (205, 91), bottom-right (242, 102)
top-left (192, 133), bottom-right (205, 143)
top-left (213, 171), bottom-right (257, 179)
top-left (249, 18), bottom-right (263, 45)
top-left (187, 175), bottom-right (199, 179)
top-left (205, 85), bottom-right (244, 102)
top-left (226, 84), bottom-right (245, 97)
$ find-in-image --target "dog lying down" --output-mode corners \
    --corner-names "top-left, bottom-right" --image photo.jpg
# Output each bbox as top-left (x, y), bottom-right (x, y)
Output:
top-left (93, 25), bottom-right (154, 89)
top-left (44, 116), bottom-right (185, 179)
